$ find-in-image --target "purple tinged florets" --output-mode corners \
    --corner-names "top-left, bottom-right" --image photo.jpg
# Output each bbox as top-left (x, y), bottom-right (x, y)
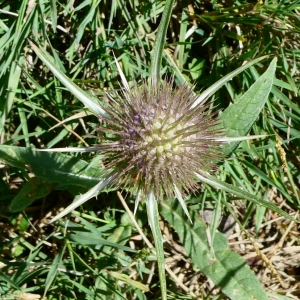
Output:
top-left (99, 79), bottom-right (224, 200)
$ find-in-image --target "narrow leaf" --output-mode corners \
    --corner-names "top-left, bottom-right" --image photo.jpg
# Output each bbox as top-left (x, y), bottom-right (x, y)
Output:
top-left (29, 41), bottom-right (112, 120)
top-left (173, 183), bottom-right (192, 223)
top-left (44, 243), bottom-right (66, 297)
top-left (49, 174), bottom-right (116, 223)
top-left (0, 269), bottom-right (21, 291)
top-left (113, 53), bottom-right (130, 91)
top-left (146, 192), bottom-right (167, 300)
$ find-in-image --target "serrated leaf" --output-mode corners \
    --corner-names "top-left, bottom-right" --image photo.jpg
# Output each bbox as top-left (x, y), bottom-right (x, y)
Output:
top-left (221, 57), bottom-right (277, 155)
top-left (160, 200), bottom-right (269, 300)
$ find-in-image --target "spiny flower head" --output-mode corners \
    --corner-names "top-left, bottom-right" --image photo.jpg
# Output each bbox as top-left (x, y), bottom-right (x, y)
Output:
top-left (99, 79), bottom-right (224, 201)
top-left (30, 42), bottom-right (270, 225)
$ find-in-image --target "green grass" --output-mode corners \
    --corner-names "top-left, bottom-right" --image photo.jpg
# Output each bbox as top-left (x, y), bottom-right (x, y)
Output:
top-left (0, 0), bottom-right (300, 299)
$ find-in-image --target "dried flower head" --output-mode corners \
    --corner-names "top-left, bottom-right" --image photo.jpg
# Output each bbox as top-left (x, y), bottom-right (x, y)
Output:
top-left (99, 79), bottom-right (224, 201)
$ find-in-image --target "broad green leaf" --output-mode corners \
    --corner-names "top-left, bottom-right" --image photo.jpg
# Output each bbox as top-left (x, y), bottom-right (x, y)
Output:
top-left (102, 225), bottom-right (132, 254)
top-left (188, 58), bottom-right (206, 80)
top-left (105, 226), bottom-right (132, 247)
top-left (160, 200), bottom-right (269, 300)
top-left (0, 145), bottom-right (103, 188)
top-left (220, 57), bottom-right (277, 155)
top-left (0, 145), bottom-right (106, 211)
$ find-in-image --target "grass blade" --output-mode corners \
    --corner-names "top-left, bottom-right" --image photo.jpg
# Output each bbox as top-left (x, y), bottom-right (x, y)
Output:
top-left (150, 0), bottom-right (175, 84)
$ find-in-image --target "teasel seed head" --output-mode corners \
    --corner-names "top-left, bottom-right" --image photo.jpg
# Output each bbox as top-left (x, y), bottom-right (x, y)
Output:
top-left (99, 78), bottom-right (224, 201)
